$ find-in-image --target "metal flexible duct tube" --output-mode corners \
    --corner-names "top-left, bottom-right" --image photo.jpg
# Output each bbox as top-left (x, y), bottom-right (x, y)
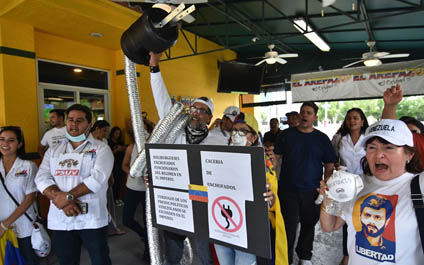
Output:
top-left (124, 56), bottom-right (146, 151)
top-left (130, 102), bottom-right (185, 177)
top-left (125, 57), bottom-right (162, 265)
top-left (164, 113), bottom-right (189, 144)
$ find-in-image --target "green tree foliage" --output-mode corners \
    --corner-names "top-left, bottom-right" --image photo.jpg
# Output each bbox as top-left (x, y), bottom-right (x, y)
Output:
top-left (317, 96), bottom-right (424, 123)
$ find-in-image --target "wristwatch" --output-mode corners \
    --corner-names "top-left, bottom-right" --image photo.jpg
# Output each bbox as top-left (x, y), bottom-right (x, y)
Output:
top-left (66, 193), bottom-right (74, 202)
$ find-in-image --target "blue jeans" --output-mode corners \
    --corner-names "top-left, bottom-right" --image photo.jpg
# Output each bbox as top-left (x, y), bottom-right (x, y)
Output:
top-left (17, 236), bottom-right (39, 265)
top-left (122, 188), bottom-right (149, 251)
top-left (52, 226), bottom-right (111, 265)
top-left (163, 232), bottom-right (213, 265)
top-left (214, 244), bottom-right (256, 265)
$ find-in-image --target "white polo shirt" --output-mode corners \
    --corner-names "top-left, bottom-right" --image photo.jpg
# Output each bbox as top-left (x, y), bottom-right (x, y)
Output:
top-left (0, 158), bottom-right (38, 238)
top-left (332, 133), bottom-right (366, 175)
top-left (35, 134), bottom-right (114, 231)
top-left (40, 126), bottom-right (67, 149)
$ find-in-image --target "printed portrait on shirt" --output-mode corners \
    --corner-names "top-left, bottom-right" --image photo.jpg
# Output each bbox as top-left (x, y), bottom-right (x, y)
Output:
top-left (352, 193), bottom-right (398, 263)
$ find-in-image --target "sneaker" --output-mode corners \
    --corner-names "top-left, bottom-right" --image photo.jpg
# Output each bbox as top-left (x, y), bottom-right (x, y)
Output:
top-left (299, 260), bottom-right (312, 265)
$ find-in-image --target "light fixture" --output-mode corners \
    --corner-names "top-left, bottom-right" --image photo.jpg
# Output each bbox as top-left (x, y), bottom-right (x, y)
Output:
top-left (73, 68), bottom-right (82, 73)
top-left (265, 58), bottom-right (277, 64)
top-left (363, 59), bottom-right (382, 67)
top-left (90, 32), bottom-right (103, 38)
top-left (293, 18), bottom-right (330, 52)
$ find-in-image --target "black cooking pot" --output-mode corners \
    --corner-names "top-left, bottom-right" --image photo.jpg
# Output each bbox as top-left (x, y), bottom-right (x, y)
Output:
top-left (121, 7), bottom-right (179, 65)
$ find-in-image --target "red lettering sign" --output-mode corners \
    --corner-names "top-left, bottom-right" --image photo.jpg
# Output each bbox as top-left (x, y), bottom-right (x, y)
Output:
top-left (54, 169), bottom-right (80, 176)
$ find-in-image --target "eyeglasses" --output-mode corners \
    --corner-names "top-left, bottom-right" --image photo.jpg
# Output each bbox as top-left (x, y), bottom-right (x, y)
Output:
top-left (231, 129), bottom-right (251, 136)
top-left (190, 106), bottom-right (211, 115)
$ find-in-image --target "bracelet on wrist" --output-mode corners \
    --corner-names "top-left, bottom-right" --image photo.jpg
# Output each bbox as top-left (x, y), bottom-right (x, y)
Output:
top-left (150, 65), bottom-right (160, 73)
top-left (0, 222), bottom-right (8, 230)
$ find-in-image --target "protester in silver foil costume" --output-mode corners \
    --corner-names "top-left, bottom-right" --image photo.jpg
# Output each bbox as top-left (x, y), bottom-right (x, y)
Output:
top-left (146, 51), bottom-right (231, 265)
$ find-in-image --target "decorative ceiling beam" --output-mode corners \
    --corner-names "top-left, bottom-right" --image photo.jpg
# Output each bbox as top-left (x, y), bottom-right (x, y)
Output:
top-left (359, 0), bottom-right (375, 41)
top-left (198, 24), bottom-right (424, 38)
top-left (159, 41), bottom-right (262, 62)
top-left (184, 7), bottom-right (416, 28)
top-left (272, 6), bottom-right (424, 42)
top-left (392, 0), bottom-right (421, 7)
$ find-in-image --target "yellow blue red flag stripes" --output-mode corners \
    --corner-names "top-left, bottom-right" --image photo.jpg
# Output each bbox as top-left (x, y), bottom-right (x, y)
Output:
top-left (1, 229), bottom-right (26, 265)
top-left (188, 184), bottom-right (208, 202)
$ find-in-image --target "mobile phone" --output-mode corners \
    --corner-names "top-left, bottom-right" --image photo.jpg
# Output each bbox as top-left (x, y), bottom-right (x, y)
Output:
top-left (77, 202), bottom-right (88, 214)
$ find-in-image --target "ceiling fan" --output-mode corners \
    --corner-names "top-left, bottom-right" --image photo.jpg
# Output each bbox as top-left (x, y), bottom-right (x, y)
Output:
top-left (255, 44), bottom-right (298, 66)
top-left (343, 41), bottom-right (410, 68)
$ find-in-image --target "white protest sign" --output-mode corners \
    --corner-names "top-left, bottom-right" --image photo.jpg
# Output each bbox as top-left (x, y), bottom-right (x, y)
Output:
top-left (200, 151), bottom-right (254, 248)
top-left (153, 188), bottom-right (194, 232)
top-left (150, 149), bottom-right (190, 190)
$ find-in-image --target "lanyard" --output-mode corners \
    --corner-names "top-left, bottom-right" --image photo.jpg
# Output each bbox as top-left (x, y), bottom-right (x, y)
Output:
top-left (63, 141), bottom-right (90, 155)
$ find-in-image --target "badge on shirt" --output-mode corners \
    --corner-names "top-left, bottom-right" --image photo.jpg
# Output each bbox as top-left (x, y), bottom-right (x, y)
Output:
top-left (15, 169), bottom-right (29, 177)
top-left (85, 148), bottom-right (97, 159)
top-left (54, 153), bottom-right (83, 177)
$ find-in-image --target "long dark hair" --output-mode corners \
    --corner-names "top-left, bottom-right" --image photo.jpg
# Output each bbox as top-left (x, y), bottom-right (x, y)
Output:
top-left (339, 108), bottom-right (369, 136)
top-left (361, 136), bottom-right (423, 175)
top-left (0, 126), bottom-right (26, 160)
top-left (400, 116), bottom-right (424, 135)
top-left (109, 126), bottom-right (123, 144)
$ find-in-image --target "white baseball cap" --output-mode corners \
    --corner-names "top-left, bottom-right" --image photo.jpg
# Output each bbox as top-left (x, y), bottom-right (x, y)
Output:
top-left (223, 106), bottom-right (240, 122)
top-left (192, 97), bottom-right (214, 114)
top-left (362, 119), bottom-right (413, 147)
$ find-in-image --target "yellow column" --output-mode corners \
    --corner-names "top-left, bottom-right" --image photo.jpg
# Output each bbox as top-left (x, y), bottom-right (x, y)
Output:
top-left (0, 18), bottom-right (38, 152)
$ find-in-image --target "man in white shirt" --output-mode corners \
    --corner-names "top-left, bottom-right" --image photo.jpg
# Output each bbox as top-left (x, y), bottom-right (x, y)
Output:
top-left (35, 104), bottom-right (114, 265)
top-left (150, 52), bottom-right (226, 265)
top-left (38, 109), bottom-right (67, 156)
top-left (208, 106), bottom-right (240, 144)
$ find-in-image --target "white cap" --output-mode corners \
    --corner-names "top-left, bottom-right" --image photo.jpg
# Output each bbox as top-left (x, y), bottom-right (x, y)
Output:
top-left (192, 97), bottom-right (214, 114)
top-left (362, 119), bottom-right (413, 147)
top-left (223, 106), bottom-right (240, 122)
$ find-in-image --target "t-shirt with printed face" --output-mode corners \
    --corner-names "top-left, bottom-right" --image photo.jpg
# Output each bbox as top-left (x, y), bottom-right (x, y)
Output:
top-left (342, 172), bottom-right (424, 265)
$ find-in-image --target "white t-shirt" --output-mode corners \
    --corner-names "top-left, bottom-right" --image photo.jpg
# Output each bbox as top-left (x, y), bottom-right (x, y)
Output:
top-left (332, 133), bottom-right (366, 175)
top-left (208, 127), bottom-right (230, 144)
top-left (0, 158), bottom-right (38, 238)
top-left (126, 145), bottom-right (146, 192)
top-left (342, 172), bottom-right (424, 265)
top-left (40, 126), bottom-right (67, 149)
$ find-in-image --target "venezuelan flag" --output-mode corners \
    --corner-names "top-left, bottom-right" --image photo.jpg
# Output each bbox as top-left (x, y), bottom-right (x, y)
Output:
top-left (1, 229), bottom-right (27, 265)
top-left (188, 184), bottom-right (208, 203)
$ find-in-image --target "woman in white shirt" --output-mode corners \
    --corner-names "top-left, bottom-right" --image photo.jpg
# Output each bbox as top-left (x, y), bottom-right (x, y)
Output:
top-left (331, 108), bottom-right (369, 265)
top-left (321, 119), bottom-right (424, 265)
top-left (0, 126), bottom-right (39, 265)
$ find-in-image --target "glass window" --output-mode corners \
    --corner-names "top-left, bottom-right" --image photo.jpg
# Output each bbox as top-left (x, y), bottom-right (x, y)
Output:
top-left (80, 93), bottom-right (106, 121)
top-left (41, 89), bottom-right (75, 133)
top-left (38, 60), bottom-right (108, 90)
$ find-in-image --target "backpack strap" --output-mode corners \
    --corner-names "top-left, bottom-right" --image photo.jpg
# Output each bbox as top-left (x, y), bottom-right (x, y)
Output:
top-left (411, 175), bottom-right (424, 251)
top-left (0, 172), bottom-right (34, 223)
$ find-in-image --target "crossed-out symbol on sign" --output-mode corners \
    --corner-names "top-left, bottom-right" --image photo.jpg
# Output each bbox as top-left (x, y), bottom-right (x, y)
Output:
top-left (212, 196), bottom-right (243, 233)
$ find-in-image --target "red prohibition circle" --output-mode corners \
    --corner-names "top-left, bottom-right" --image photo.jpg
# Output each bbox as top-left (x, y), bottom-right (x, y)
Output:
top-left (211, 196), bottom-right (243, 232)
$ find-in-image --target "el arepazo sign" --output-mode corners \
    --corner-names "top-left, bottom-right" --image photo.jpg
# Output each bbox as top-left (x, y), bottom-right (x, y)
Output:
top-left (291, 59), bottom-right (424, 102)
top-left (145, 143), bottom-right (272, 258)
